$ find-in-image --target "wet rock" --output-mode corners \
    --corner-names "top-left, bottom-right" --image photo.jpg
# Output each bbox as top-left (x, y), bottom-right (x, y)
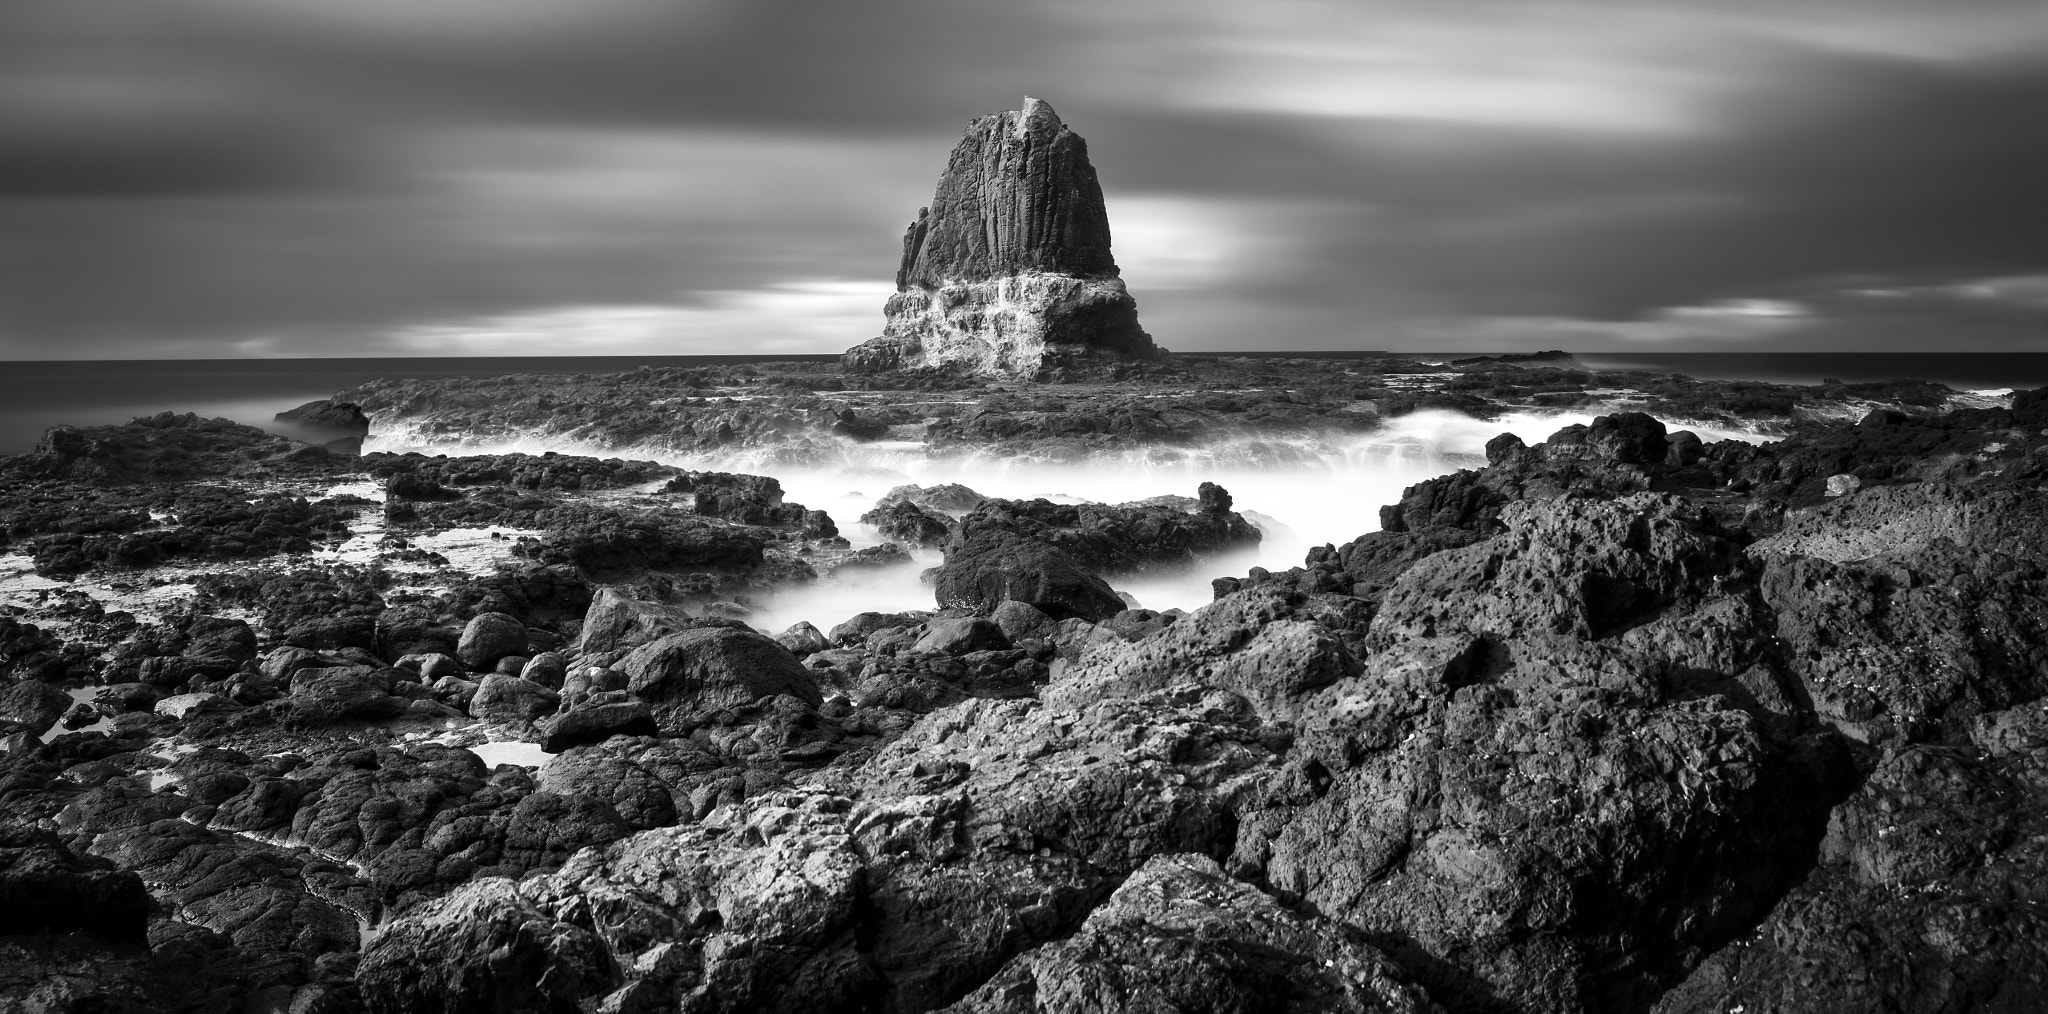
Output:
top-left (990, 599), bottom-right (1057, 643)
top-left (776, 621), bottom-right (831, 656)
top-left (933, 527), bottom-right (1126, 622)
top-left (828, 611), bottom-right (930, 647)
top-left (59, 700), bottom-right (97, 729)
top-left (1754, 492), bottom-right (2048, 744)
top-left (576, 586), bottom-right (692, 655)
top-left (846, 99), bottom-right (1154, 377)
top-left (0, 827), bottom-right (151, 941)
top-left (537, 700), bottom-right (657, 754)
top-left (1049, 588), bottom-right (1357, 723)
top-left (356, 877), bottom-right (614, 1014)
top-left (1098, 607), bottom-right (1175, 642)
top-left (620, 627), bottom-right (822, 734)
top-left (911, 617), bottom-right (1011, 655)
top-left (259, 645), bottom-right (351, 684)
top-left (500, 790), bottom-right (632, 870)
top-left (282, 614), bottom-right (379, 651)
top-left (404, 651), bottom-right (463, 683)
top-left (273, 399), bottom-right (371, 452)
top-left (942, 853), bottom-right (1440, 1014)
top-left (880, 482), bottom-right (990, 513)
top-left (95, 683), bottom-right (166, 714)
top-left (287, 665), bottom-right (404, 725)
top-left (518, 650), bottom-right (567, 690)
top-left (456, 611), bottom-right (527, 671)
top-left (468, 674), bottom-right (560, 725)
top-left (0, 680), bottom-right (70, 736)
top-left (665, 469), bottom-right (817, 527)
top-left (153, 692), bottom-right (233, 720)
top-left (384, 472), bottom-right (462, 502)
top-left (1656, 725), bottom-right (2048, 1014)
top-left (861, 499), bottom-right (953, 546)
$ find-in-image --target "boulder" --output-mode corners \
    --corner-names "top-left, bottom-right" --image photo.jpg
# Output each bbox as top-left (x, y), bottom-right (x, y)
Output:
top-left (537, 701), bottom-right (659, 754)
top-left (933, 532), bottom-right (1125, 622)
top-left (576, 587), bottom-right (691, 655)
top-left (0, 680), bottom-right (70, 736)
top-left (911, 617), bottom-right (1011, 655)
top-left (990, 599), bottom-right (1057, 643)
top-left (518, 651), bottom-right (568, 690)
top-left (860, 500), bottom-right (953, 546)
top-left (0, 827), bottom-right (151, 942)
top-left (829, 611), bottom-right (929, 647)
top-left (287, 665), bottom-right (404, 725)
top-left (456, 612), bottom-right (527, 671)
top-left (468, 675), bottom-right (560, 725)
top-left (153, 692), bottom-right (234, 720)
top-left (1049, 589), bottom-right (1357, 723)
top-left (775, 621), bottom-right (831, 657)
top-left (356, 878), bottom-right (614, 1014)
top-left (619, 628), bottom-right (822, 733)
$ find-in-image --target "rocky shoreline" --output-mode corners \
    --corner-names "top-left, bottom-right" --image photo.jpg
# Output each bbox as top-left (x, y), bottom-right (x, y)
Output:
top-left (1, 359), bottom-right (2044, 1013)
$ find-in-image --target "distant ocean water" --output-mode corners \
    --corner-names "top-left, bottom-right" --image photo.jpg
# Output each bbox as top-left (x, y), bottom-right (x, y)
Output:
top-left (1, 352), bottom-right (2043, 457)
top-left (0, 355), bottom-right (838, 456)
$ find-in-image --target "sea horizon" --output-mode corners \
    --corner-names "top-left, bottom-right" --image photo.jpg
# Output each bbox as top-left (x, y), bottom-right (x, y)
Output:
top-left (3, 350), bottom-right (2044, 457)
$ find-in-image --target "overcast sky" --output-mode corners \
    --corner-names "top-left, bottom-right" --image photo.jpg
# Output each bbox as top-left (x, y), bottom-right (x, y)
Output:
top-left (2, 0), bottom-right (2045, 358)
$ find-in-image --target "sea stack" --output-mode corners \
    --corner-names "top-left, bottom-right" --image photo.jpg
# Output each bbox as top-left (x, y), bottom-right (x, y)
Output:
top-left (842, 97), bottom-right (1156, 377)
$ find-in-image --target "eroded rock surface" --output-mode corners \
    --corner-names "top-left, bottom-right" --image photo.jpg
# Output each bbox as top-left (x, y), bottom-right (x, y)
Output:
top-left (843, 98), bottom-right (1154, 377)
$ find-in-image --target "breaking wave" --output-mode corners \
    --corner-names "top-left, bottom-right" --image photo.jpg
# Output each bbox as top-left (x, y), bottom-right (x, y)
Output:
top-left (362, 407), bottom-right (1774, 632)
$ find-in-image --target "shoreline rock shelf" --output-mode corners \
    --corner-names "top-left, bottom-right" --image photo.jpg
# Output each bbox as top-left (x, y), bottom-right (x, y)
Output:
top-left (0, 369), bottom-right (2044, 1011)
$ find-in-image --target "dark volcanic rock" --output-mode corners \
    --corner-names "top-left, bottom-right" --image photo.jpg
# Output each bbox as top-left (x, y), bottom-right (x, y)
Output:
top-left (843, 97), bottom-right (1154, 376)
top-left (933, 526), bottom-right (1126, 622)
top-left (456, 611), bottom-right (528, 671)
top-left (861, 499), bottom-right (953, 546)
top-left (1653, 707), bottom-right (2048, 1014)
top-left (942, 853), bottom-right (1440, 1014)
top-left (896, 96), bottom-right (1118, 288)
top-left (576, 586), bottom-right (692, 654)
top-left (272, 399), bottom-right (371, 454)
top-left (620, 627), bottom-right (822, 733)
top-left (664, 469), bottom-right (817, 527)
top-left (537, 700), bottom-right (659, 753)
top-left (356, 877), bottom-right (614, 1014)
top-left (932, 490), bottom-right (1261, 621)
top-left (0, 827), bottom-right (151, 941)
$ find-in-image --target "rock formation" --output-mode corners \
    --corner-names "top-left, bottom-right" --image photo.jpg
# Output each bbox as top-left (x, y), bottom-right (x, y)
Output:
top-left (842, 97), bottom-right (1156, 377)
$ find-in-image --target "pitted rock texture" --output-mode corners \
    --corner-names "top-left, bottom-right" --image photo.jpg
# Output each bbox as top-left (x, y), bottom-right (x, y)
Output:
top-left (844, 97), bottom-right (1153, 376)
top-left (897, 96), bottom-right (1116, 288)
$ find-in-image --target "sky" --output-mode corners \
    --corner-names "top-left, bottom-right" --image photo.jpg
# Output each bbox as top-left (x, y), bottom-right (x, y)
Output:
top-left (1, 0), bottom-right (2045, 359)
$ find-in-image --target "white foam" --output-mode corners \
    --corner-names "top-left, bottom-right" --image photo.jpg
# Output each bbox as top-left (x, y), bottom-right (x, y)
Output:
top-left (470, 740), bottom-right (550, 770)
top-left (358, 405), bottom-right (1776, 628)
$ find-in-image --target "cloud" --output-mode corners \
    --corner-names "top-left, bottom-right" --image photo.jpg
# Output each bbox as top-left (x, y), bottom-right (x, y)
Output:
top-left (1, 0), bottom-right (2046, 356)
top-left (366, 280), bottom-right (894, 358)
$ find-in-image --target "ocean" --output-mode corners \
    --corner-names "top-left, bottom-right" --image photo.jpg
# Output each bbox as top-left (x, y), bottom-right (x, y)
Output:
top-left (2, 352), bottom-right (2044, 457)
top-left (4, 349), bottom-right (2042, 636)
top-left (0, 355), bottom-right (838, 456)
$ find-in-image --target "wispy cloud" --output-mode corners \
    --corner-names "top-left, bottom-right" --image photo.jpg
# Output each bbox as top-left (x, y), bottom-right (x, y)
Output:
top-left (1, 0), bottom-right (2044, 356)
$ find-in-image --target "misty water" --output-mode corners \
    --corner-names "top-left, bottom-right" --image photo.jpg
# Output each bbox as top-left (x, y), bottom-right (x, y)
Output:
top-left (363, 408), bottom-right (1774, 638)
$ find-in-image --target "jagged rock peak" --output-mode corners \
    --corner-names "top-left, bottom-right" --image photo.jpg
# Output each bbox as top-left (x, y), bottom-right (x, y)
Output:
top-left (847, 98), bottom-right (1156, 377)
top-left (894, 96), bottom-right (1120, 290)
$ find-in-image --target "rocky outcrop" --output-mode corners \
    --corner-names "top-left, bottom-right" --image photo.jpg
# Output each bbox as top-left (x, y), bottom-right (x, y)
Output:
top-left (942, 853), bottom-right (1441, 1014)
top-left (272, 399), bottom-right (370, 454)
top-left (931, 487), bottom-right (1262, 620)
top-left (843, 98), bottom-right (1155, 377)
